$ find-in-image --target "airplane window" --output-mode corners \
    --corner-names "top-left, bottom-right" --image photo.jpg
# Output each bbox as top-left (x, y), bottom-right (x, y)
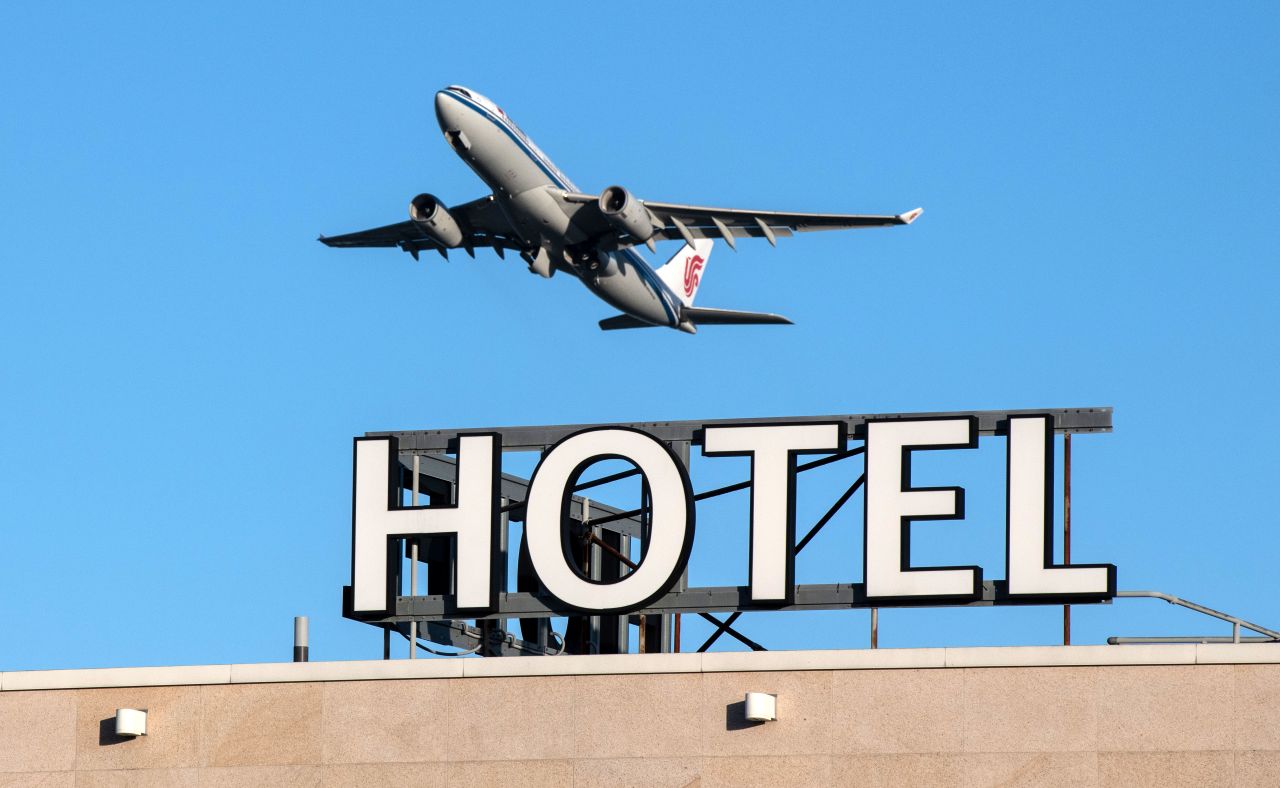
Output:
top-left (446, 86), bottom-right (472, 98)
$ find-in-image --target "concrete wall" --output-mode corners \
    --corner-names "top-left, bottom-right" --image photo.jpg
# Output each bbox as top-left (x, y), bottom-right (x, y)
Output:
top-left (1, 645), bottom-right (1277, 786)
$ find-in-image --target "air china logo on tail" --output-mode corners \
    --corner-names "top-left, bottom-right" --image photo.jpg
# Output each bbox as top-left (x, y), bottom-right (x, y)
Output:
top-left (683, 255), bottom-right (705, 298)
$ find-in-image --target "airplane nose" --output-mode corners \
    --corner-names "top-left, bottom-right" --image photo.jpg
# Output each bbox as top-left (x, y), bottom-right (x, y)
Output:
top-left (435, 90), bottom-right (474, 153)
top-left (434, 90), bottom-right (456, 131)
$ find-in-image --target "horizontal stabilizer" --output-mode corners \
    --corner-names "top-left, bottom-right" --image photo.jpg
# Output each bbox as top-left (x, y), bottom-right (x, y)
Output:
top-left (599, 307), bottom-right (792, 331)
top-left (599, 314), bottom-right (659, 331)
top-left (682, 306), bottom-right (792, 326)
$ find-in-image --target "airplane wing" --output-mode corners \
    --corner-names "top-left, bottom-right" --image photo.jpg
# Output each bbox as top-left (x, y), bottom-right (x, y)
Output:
top-left (561, 192), bottom-right (921, 250)
top-left (318, 195), bottom-right (522, 259)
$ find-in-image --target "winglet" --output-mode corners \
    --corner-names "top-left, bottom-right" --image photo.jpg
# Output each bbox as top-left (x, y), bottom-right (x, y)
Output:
top-left (897, 207), bottom-right (924, 225)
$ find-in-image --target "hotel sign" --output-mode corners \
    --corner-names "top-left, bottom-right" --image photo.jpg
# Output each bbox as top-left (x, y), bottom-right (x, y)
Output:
top-left (346, 410), bottom-right (1115, 620)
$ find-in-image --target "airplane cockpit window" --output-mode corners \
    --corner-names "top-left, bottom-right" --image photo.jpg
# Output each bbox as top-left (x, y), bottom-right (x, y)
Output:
top-left (446, 86), bottom-right (508, 118)
top-left (470, 93), bottom-right (500, 114)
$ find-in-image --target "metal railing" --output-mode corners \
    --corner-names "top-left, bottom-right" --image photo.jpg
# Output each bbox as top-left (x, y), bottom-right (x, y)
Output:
top-left (1108, 590), bottom-right (1280, 645)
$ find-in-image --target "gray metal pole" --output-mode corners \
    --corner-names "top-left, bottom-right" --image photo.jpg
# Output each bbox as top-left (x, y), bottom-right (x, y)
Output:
top-left (409, 455), bottom-right (419, 659)
top-left (498, 497), bottom-right (509, 639)
top-left (584, 497), bottom-right (603, 654)
top-left (293, 616), bottom-right (309, 662)
top-left (870, 608), bottom-right (878, 649)
top-left (1063, 433), bottom-right (1071, 646)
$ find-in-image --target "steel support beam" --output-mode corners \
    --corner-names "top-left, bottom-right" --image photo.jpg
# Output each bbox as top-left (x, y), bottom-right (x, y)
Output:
top-left (356, 581), bottom-right (1113, 624)
top-left (370, 407), bottom-right (1112, 453)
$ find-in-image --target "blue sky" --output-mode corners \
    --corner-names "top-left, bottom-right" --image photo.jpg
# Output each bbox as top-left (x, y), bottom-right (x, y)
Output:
top-left (2, 2), bottom-right (1277, 669)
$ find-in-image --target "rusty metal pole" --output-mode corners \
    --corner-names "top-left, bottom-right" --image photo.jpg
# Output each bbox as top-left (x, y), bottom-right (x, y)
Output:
top-left (674, 613), bottom-right (681, 652)
top-left (1063, 432), bottom-right (1072, 646)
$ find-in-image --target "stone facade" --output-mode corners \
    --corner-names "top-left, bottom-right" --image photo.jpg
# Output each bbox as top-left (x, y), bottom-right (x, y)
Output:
top-left (0, 646), bottom-right (1277, 786)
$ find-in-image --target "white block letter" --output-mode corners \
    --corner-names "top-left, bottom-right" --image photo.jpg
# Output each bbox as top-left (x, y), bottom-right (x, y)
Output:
top-left (1006, 416), bottom-right (1115, 597)
top-left (525, 428), bottom-right (693, 613)
top-left (864, 418), bottom-right (982, 600)
top-left (351, 435), bottom-right (499, 614)
top-left (701, 422), bottom-right (845, 603)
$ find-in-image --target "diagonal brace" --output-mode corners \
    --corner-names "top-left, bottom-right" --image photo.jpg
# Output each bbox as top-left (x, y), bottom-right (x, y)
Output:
top-left (697, 612), bottom-right (765, 651)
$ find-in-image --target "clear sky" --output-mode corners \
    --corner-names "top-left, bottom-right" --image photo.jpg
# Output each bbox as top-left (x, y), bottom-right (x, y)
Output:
top-left (2, 2), bottom-right (1277, 670)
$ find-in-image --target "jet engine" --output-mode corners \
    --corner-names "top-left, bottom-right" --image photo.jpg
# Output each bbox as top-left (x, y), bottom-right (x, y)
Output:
top-left (409, 193), bottom-right (464, 248)
top-left (598, 185), bottom-right (655, 243)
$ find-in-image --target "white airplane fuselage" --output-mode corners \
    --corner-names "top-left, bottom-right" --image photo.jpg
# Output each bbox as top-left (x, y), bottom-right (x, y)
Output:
top-left (434, 87), bottom-right (687, 330)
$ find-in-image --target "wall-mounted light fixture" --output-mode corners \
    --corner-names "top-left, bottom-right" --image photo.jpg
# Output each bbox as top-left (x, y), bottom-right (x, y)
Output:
top-left (744, 692), bottom-right (777, 722)
top-left (115, 708), bottom-right (147, 738)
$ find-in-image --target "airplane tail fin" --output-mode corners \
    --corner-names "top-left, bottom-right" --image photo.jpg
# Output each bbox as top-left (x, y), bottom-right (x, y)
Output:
top-left (654, 238), bottom-right (713, 306)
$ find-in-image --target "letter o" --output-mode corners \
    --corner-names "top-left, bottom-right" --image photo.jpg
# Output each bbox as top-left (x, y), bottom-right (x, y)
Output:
top-left (524, 428), bottom-right (694, 613)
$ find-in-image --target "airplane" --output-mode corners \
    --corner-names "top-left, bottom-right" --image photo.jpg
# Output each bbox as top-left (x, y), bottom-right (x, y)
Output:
top-left (320, 85), bottom-right (922, 334)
